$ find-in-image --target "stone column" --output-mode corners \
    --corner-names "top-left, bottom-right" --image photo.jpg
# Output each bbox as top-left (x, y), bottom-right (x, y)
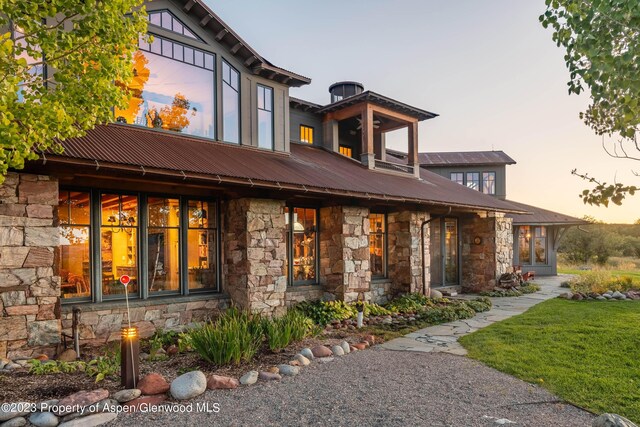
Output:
top-left (0, 173), bottom-right (60, 359)
top-left (319, 206), bottom-right (370, 302)
top-left (224, 199), bottom-right (287, 316)
top-left (387, 210), bottom-right (430, 296)
top-left (460, 212), bottom-right (513, 292)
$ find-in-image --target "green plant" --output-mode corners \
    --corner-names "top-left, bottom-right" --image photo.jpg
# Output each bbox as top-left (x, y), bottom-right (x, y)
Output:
top-left (520, 284), bottom-right (541, 294)
top-left (363, 302), bottom-right (392, 317)
top-left (189, 307), bottom-right (263, 365)
top-left (464, 297), bottom-right (492, 313)
top-left (263, 310), bottom-right (314, 352)
top-left (177, 332), bottom-right (193, 353)
top-left (385, 293), bottom-right (430, 314)
top-left (480, 289), bottom-right (523, 297)
top-left (85, 347), bottom-right (120, 383)
top-left (28, 359), bottom-right (87, 375)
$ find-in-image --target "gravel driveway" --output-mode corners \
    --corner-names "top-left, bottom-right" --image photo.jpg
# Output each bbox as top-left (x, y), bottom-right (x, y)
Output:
top-left (110, 349), bottom-right (593, 427)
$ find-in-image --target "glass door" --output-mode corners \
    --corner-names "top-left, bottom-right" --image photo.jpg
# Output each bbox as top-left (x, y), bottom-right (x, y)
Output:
top-left (444, 219), bottom-right (459, 285)
top-left (429, 218), bottom-right (459, 287)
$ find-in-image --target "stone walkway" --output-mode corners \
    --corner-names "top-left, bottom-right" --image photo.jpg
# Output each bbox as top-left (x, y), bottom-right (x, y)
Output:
top-left (380, 275), bottom-right (570, 355)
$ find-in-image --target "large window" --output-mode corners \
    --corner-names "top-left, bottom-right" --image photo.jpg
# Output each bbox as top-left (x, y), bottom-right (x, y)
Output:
top-left (518, 226), bottom-right (547, 265)
top-left (257, 84), bottom-right (274, 149)
top-left (300, 125), bottom-right (313, 144)
top-left (466, 172), bottom-right (480, 191)
top-left (114, 35), bottom-right (215, 139)
top-left (58, 190), bottom-right (219, 302)
top-left (222, 60), bottom-right (240, 144)
top-left (369, 213), bottom-right (387, 278)
top-left (450, 172), bottom-right (464, 185)
top-left (148, 10), bottom-right (201, 40)
top-left (59, 191), bottom-right (91, 299)
top-left (285, 207), bottom-right (317, 285)
top-left (482, 172), bottom-right (496, 195)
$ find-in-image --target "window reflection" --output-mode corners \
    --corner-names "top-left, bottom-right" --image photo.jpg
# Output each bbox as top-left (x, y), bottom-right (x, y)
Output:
top-left (148, 198), bottom-right (180, 293)
top-left (187, 200), bottom-right (217, 290)
top-left (59, 191), bottom-right (91, 299)
top-left (257, 85), bottom-right (273, 149)
top-left (482, 172), bottom-right (496, 195)
top-left (222, 60), bottom-right (240, 144)
top-left (519, 226), bottom-right (531, 265)
top-left (286, 207), bottom-right (317, 284)
top-left (115, 35), bottom-right (215, 139)
top-left (534, 226), bottom-right (547, 264)
top-left (466, 172), bottom-right (480, 191)
top-left (370, 213), bottom-right (386, 278)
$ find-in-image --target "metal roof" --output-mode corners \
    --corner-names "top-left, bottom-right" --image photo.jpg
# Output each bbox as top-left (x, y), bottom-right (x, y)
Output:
top-left (47, 124), bottom-right (525, 213)
top-left (315, 91), bottom-right (438, 121)
top-left (504, 200), bottom-right (587, 225)
top-left (417, 151), bottom-right (516, 166)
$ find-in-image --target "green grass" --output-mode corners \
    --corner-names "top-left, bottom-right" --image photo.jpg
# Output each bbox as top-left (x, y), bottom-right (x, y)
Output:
top-left (559, 267), bottom-right (640, 280)
top-left (459, 299), bottom-right (640, 422)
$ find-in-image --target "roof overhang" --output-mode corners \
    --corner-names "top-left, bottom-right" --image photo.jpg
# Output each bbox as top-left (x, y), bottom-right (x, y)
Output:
top-left (317, 91), bottom-right (438, 122)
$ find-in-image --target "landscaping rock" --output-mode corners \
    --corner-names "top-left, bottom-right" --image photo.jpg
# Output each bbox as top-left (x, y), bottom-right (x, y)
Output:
top-left (56, 349), bottom-right (76, 362)
top-left (331, 345), bottom-right (345, 356)
top-left (349, 345), bottom-right (358, 352)
top-left (55, 389), bottom-right (109, 416)
top-left (166, 345), bottom-right (178, 356)
top-left (311, 345), bottom-right (332, 358)
top-left (603, 293), bottom-right (613, 299)
top-left (300, 348), bottom-right (314, 360)
top-left (29, 412), bottom-right (59, 427)
top-left (340, 341), bottom-right (351, 354)
top-left (206, 374), bottom-right (239, 390)
top-left (112, 389), bottom-right (141, 403)
top-left (293, 354), bottom-right (311, 366)
top-left (364, 335), bottom-right (376, 345)
top-left (571, 293), bottom-right (584, 300)
top-left (138, 373), bottom-right (170, 395)
top-left (596, 296), bottom-right (607, 301)
top-left (592, 413), bottom-right (637, 427)
top-left (258, 371), bottom-right (281, 381)
top-left (122, 395), bottom-right (166, 412)
top-left (239, 371), bottom-right (258, 385)
top-left (170, 370), bottom-right (207, 400)
top-left (36, 400), bottom-right (59, 412)
top-left (612, 291), bottom-right (626, 300)
top-left (430, 289), bottom-right (443, 299)
top-left (0, 417), bottom-right (26, 427)
top-left (57, 412), bottom-right (117, 427)
top-left (558, 292), bottom-right (573, 300)
top-left (278, 364), bottom-right (300, 376)
top-left (317, 357), bottom-right (334, 364)
top-left (0, 358), bottom-right (10, 370)
top-left (266, 366), bottom-right (280, 374)
top-left (353, 342), bottom-right (368, 350)
top-left (5, 363), bottom-right (22, 370)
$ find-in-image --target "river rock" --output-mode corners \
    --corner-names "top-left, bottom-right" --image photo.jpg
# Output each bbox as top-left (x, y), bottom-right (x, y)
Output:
top-left (603, 293), bottom-right (612, 299)
top-left (206, 374), bottom-right (239, 390)
top-left (122, 395), bottom-right (166, 412)
top-left (559, 292), bottom-right (573, 300)
top-left (300, 348), bottom-right (314, 360)
top-left (57, 412), bottom-right (117, 427)
top-left (112, 389), bottom-right (141, 403)
top-left (259, 371), bottom-right (281, 381)
top-left (331, 345), bottom-right (345, 356)
top-left (311, 345), bottom-right (332, 358)
top-left (240, 371), bottom-right (258, 385)
top-left (28, 412), bottom-right (59, 427)
top-left (56, 349), bottom-right (77, 362)
top-left (170, 371), bottom-right (207, 400)
top-left (293, 354), bottom-right (311, 366)
top-left (0, 403), bottom-right (30, 421)
top-left (317, 357), bottom-right (334, 364)
top-left (340, 341), bottom-right (351, 354)
top-left (138, 373), bottom-right (170, 395)
top-left (430, 289), bottom-right (443, 299)
top-left (277, 364), bottom-right (300, 376)
top-left (0, 417), bottom-right (26, 427)
top-left (353, 342), bottom-right (368, 350)
top-left (55, 389), bottom-right (109, 416)
top-left (592, 413), bottom-right (637, 427)
top-left (612, 291), bottom-right (626, 300)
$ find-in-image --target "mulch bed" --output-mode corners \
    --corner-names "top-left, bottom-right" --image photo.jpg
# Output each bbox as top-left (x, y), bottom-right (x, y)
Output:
top-left (0, 332), bottom-right (371, 403)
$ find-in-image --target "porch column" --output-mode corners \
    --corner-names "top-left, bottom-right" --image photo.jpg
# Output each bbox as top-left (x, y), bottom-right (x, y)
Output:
top-left (407, 120), bottom-right (420, 177)
top-left (360, 105), bottom-right (375, 169)
top-left (387, 210), bottom-right (430, 296)
top-left (322, 119), bottom-right (339, 152)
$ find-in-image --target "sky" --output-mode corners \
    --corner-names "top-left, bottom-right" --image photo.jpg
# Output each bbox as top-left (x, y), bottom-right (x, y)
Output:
top-left (209, 0), bottom-right (640, 224)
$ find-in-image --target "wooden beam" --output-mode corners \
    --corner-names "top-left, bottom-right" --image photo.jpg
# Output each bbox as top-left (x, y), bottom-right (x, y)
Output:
top-left (362, 104), bottom-right (374, 155)
top-left (267, 71), bottom-right (277, 79)
top-left (407, 121), bottom-right (419, 166)
top-left (182, 0), bottom-right (196, 12)
top-left (230, 42), bottom-right (243, 54)
top-left (244, 56), bottom-right (256, 66)
top-left (281, 76), bottom-right (291, 85)
top-left (200, 14), bottom-right (212, 27)
top-left (370, 104), bottom-right (419, 124)
top-left (324, 102), bottom-right (366, 122)
top-left (215, 28), bottom-right (228, 41)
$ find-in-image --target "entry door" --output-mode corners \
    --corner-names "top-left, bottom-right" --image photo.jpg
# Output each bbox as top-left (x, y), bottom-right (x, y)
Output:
top-left (429, 218), bottom-right (459, 287)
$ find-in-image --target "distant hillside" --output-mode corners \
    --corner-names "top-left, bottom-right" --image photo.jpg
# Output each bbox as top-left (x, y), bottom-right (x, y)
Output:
top-left (558, 223), bottom-right (640, 264)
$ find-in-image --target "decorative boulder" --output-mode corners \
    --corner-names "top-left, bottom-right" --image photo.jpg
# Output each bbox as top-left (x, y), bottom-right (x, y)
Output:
top-left (558, 292), bottom-right (573, 300)
top-left (340, 341), bottom-right (351, 354)
top-left (170, 371), bottom-right (207, 400)
top-left (258, 371), bottom-right (281, 381)
top-left (430, 289), bottom-right (443, 299)
top-left (112, 389), bottom-right (141, 403)
top-left (56, 412), bottom-right (117, 427)
top-left (277, 364), bottom-right (300, 376)
top-left (206, 375), bottom-right (239, 390)
top-left (331, 345), bottom-right (345, 356)
top-left (300, 348), bottom-right (314, 360)
top-left (1, 417), bottom-right (27, 427)
top-left (138, 373), bottom-right (170, 395)
top-left (239, 371), bottom-right (258, 385)
top-left (592, 413), bottom-right (637, 427)
top-left (55, 389), bottom-right (109, 416)
top-left (612, 291), bottom-right (626, 300)
top-left (293, 354), bottom-right (311, 366)
top-left (28, 412), bottom-right (59, 427)
top-left (311, 345), bottom-right (332, 358)
top-left (57, 349), bottom-right (77, 362)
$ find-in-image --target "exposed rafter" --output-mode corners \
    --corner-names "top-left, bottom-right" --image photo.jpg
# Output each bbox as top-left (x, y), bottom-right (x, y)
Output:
top-left (182, 0), bottom-right (196, 12)
top-left (230, 42), bottom-right (243, 54)
top-left (244, 56), bottom-right (256, 67)
top-left (199, 14), bottom-right (212, 27)
top-left (214, 28), bottom-right (228, 41)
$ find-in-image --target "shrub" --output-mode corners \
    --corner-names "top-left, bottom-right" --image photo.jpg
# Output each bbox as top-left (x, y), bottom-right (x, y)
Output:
top-left (263, 310), bottom-right (314, 352)
top-left (296, 300), bottom-right (356, 326)
top-left (480, 289), bottom-right (523, 297)
top-left (464, 297), bottom-right (492, 313)
top-left (520, 284), bottom-right (541, 294)
top-left (385, 293), bottom-right (430, 314)
top-left (570, 271), bottom-right (640, 294)
top-left (418, 303), bottom-right (476, 323)
top-left (189, 308), bottom-right (263, 365)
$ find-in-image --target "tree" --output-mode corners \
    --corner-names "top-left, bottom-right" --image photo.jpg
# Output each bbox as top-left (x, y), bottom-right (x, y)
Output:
top-left (540, 0), bottom-right (640, 206)
top-left (0, 0), bottom-right (147, 182)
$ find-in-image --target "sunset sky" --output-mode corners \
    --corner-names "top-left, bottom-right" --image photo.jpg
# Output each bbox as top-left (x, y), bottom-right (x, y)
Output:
top-left (210, 0), bottom-right (640, 224)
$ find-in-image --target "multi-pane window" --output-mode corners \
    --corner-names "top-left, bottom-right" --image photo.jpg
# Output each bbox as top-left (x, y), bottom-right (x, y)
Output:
top-left (285, 207), bottom-right (317, 285)
top-left (147, 197), bottom-right (180, 294)
top-left (482, 172), bottom-right (496, 195)
top-left (187, 201), bottom-right (217, 291)
top-left (450, 172), bottom-right (464, 185)
top-left (115, 34), bottom-right (215, 138)
top-left (339, 145), bottom-right (353, 157)
top-left (466, 172), bottom-right (480, 191)
top-left (518, 226), bottom-right (547, 265)
top-left (59, 192), bottom-right (91, 299)
top-left (257, 85), bottom-right (274, 149)
top-left (101, 194), bottom-right (139, 297)
top-left (369, 213), bottom-right (387, 278)
top-left (222, 60), bottom-right (240, 144)
top-left (534, 227), bottom-right (547, 264)
top-left (148, 10), bottom-right (201, 40)
top-left (300, 125), bottom-right (314, 144)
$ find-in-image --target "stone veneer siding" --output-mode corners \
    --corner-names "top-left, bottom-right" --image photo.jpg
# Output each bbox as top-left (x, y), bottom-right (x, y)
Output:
top-left (0, 173), bottom-right (60, 359)
top-left (319, 206), bottom-right (371, 302)
top-left (461, 212), bottom-right (513, 292)
top-left (387, 210), bottom-right (430, 296)
top-left (225, 198), bottom-right (288, 316)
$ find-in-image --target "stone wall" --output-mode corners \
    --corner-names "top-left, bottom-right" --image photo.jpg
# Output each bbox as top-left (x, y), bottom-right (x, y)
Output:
top-left (370, 280), bottom-right (392, 304)
top-left (0, 173), bottom-right (60, 359)
top-left (60, 296), bottom-right (229, 346)
top-left (387, 210), bottom-right (429, 296)
top-left (461, 212), bottom-right (513, 292)
top-left (319, 206), bottom-right (370, 302)
top-left (285, 285), bottom-right (324, 307)
top-left (224, 199), bottom-right (287, 316)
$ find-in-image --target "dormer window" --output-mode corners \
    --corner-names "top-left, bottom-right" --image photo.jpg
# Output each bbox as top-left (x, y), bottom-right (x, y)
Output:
top-left (300, 125), bottom-right (314, 144)
top-left (148, 10), bottom-right (202, 41)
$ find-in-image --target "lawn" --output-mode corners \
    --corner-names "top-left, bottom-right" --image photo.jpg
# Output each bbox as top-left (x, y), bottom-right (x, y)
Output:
top-left (559, 267), bottom-right (640, 280)
top-left (459, 299), bottom-right (640, 422)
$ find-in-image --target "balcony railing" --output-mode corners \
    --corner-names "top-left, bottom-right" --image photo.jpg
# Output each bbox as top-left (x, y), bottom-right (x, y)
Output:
top-left (374, 159), bottom-right (414, 175)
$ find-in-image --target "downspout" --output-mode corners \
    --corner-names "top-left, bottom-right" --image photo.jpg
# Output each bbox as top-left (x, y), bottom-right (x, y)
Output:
top-left (421, 207), bottom-right (452, 296)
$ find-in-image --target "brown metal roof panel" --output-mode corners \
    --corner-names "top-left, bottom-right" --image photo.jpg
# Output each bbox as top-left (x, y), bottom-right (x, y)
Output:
top-left (503, 200), bottom-right (587, 225)
top-left (419, 151), bottom-right (516, 166)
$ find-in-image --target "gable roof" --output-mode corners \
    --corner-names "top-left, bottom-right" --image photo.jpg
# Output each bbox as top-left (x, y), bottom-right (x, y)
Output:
top-left (45, 124), bottom-right (526, 214)
top-left (417, 150), bottom-right (516, 166)
top-left (504, 200), bottom-right (587, 226)
top-left (315, 91), bottom-right (438, 121)
top-left (171, 0), bottom-right (310, 87)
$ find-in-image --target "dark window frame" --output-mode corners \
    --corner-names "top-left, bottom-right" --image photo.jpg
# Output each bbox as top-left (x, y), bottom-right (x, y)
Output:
top-left (147, 9), bottom-right (204, 42)
top-left (517, 225), bottom-right (548, 266)
top-left (221, 59), bottom-right (241, 144)
top-left (257, 84), bottom-right (274, 150)
top-left (482, 171), bottom-right (496, 195)
top-left (449, 172), bottom-right (464, 185)
top-left (285, 205), bottom-right (320, 287)
top-left (59, 188), bottom-right (221, 305)
top-left (369, 212), bottom-right (388, 279)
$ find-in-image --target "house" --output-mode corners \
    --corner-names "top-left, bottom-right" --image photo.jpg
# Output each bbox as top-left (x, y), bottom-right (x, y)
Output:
top-left (0, 0), bottom-right (528, 359)
top-left (386, 150), bottom-right (587, 277)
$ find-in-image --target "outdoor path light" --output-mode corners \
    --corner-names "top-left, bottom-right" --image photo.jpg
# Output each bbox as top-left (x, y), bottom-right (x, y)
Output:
top-left (119, 275), bottom-right (139, 388)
